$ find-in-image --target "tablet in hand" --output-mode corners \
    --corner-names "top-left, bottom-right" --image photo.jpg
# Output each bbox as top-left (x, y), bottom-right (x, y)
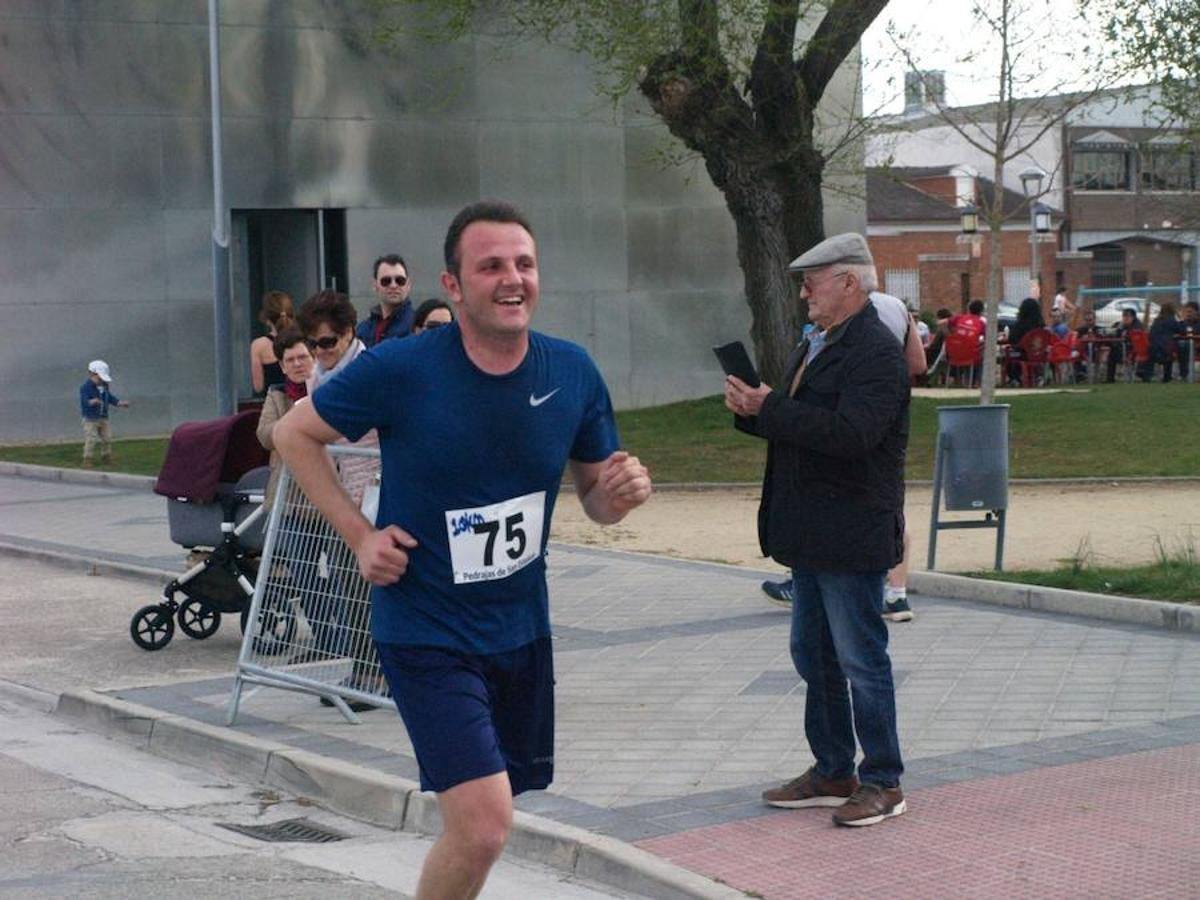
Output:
top-left (712, 341), bottom-right (761, 388)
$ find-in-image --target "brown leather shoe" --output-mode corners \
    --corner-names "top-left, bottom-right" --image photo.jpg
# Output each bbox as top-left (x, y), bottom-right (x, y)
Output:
top-left (832, 783), bottom-right (907, 826)
top-left (762, 766), bottom-right (859, 809)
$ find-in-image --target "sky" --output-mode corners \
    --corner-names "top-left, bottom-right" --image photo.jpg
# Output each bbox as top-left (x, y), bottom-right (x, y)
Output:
top-left (860, 0), bottom-right (1119, 115)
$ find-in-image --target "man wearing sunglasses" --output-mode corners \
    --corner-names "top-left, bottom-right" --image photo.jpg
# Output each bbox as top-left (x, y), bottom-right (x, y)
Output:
top-left (356, 254), bottom-right (415, 347)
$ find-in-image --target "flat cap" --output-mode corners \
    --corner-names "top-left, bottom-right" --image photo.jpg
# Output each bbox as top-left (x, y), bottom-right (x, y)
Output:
top-left (787, 232), bottom-right (873, 272)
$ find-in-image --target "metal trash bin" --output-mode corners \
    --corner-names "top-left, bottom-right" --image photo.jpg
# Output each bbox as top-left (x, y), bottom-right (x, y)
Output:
top-left (937, 405), bottom-right (1009, 511)
top-left (927, 404), bottom-right (1010, 571)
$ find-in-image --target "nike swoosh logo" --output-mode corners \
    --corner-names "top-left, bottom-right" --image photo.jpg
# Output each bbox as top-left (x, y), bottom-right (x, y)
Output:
top-left (529, 388), bottom-right (560, 407)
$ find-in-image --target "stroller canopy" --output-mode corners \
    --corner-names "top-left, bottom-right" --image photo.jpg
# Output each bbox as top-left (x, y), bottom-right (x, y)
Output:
top-left (154, 409), bottom-right (270, 503)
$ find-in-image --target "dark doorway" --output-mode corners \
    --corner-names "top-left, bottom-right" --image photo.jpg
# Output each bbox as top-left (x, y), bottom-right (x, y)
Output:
top-left (231, 209), bottom-right (348, 398)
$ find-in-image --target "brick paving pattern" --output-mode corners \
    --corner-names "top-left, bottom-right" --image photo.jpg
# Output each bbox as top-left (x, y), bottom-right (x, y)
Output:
top-left (3, 475), bottom-right (1197, 898)
top-left (107, 544), bottom-right (1200, 898)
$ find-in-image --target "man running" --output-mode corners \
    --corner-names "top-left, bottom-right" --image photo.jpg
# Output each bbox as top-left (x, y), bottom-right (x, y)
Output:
top-left (275, 200), bottom-right (651, 898)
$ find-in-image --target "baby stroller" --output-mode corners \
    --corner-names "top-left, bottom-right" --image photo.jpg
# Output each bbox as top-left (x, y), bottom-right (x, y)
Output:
top-left (129, 409), bottom-right (295, 652)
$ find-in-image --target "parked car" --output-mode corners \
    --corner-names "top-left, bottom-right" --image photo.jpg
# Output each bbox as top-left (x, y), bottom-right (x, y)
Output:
top-left (996, 302), bottom-right (1019, 335)
top-left (1093, 297), bottom-right (1161, 332)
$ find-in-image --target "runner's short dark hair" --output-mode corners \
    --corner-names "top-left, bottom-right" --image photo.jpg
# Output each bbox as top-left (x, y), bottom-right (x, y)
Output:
top-left (968, 300), bottom-right (984, 315)
top-left (443, 200), bottom-right (533, 278)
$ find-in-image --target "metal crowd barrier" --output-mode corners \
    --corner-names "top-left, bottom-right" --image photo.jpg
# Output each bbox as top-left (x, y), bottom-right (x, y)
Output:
top-left (227, 445), bottom-right (389, 725)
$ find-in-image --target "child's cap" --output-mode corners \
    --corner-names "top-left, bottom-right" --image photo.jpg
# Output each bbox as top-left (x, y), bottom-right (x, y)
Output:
top-left (88, 360), bottom-right (112, 383)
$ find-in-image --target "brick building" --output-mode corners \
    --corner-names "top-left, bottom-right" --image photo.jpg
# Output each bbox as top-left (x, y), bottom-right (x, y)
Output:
top-left (868, 80), bottom-right (1200, 311)
top-left (866, 166), bottom-right (1092, 313)
top-left (1067, 125), bottom-right (1196, 290)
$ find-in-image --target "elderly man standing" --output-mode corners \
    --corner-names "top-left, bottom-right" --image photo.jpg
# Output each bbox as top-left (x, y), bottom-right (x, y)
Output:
top-left (724, 233), bottom-right (909, 827)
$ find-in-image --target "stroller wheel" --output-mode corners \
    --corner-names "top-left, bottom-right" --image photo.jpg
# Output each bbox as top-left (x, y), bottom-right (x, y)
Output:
top-left (177, 597), bottom-right (221, 640)
top-left (130, 605), bottom-right (175, 651)
top-left (241, 603), bottom-right (298, 656)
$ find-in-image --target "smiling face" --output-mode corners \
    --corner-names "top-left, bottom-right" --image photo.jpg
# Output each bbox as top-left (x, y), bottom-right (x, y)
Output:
top-left (441, 221), bottom-right (539, 344)
top-left (306, 321), bottom-right (353, 371)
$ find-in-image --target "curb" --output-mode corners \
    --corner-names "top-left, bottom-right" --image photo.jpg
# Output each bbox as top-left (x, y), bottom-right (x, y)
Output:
top-left (3, 537), bottom-right (1197, 637)
top-left (53, 688), bottom-right (744, 900)
top-left (0, 460), bottom-right (156, 491)
top-left (0, 678), bottom-right (59, 714)
top-left (909, 571), bottom-right (1200, 634)
top-left (0, 540), bottom-right (175, 586)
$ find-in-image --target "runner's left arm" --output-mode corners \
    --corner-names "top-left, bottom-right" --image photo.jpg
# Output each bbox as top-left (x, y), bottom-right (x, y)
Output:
top-left (570, 451), bottom-right (652, 525)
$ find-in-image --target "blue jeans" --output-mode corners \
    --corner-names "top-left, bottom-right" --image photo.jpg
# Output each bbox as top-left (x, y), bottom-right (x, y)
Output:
top-left (789, 566), bottom-right (904, 788)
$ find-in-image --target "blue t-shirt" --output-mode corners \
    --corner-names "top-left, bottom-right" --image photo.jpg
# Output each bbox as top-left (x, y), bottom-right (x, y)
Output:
top-left (311, 322), bottom-right (619, 654)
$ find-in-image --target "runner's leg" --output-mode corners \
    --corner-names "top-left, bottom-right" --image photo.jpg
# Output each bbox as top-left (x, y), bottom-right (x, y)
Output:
top-left (417, 771), bottom-right (512, 899)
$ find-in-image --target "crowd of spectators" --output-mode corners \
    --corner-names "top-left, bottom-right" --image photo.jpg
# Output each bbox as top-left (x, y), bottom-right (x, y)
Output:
top-left (913, 290), bottom-right (1198, 386)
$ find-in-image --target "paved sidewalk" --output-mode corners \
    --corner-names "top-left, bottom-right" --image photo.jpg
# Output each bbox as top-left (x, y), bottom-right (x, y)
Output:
top-left (2, 471), bottom-right (1199, 898)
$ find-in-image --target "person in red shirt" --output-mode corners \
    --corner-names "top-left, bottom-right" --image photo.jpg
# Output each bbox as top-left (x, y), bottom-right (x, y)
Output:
top-left (948, 299), bottom-right (986, 341)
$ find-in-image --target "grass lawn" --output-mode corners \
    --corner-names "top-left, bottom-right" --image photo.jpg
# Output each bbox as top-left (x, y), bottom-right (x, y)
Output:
top-left (0, 437), bottom-right (169, 477)
top-left (617, 382), bottom-right (1200, 482)
top-left (1, 383), bottom-right (1197, 482)
top-left (973, 544), bottom-right (1200, 604)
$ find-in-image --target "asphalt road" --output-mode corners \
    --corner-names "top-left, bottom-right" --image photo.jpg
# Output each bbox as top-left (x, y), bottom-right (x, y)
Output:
top-left (0, 556), bottom-right (631, 899)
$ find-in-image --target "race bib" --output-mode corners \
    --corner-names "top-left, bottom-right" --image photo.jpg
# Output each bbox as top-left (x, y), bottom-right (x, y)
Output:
top-left (445, 491), bottom-right (546, 585)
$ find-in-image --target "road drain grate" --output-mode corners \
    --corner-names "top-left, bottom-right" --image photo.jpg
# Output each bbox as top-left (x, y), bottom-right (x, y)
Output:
top-left (217, 817), bottom-right (348, 843)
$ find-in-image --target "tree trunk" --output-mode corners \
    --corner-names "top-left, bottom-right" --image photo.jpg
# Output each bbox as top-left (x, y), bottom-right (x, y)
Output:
top-left (637, 51), bottom-right (826, 386)
top-left (979, 158), bottom-right (1008, 405)
top-left (979, 220), bottom-right (1004, 404)
top-left (712, 160), bottom-right (825, 386)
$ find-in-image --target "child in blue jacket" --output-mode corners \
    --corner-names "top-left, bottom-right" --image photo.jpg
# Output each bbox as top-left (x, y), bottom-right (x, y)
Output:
top-left (79, 360), bottom-right (130, 466)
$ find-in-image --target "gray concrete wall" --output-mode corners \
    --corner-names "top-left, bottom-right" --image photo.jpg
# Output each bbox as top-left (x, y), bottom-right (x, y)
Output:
top-left (0, 1), bottom-right (863, 442)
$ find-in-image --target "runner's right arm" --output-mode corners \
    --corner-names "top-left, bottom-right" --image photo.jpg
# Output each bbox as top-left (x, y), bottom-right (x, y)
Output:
top-left (274, 399), bottom-right (416, 585)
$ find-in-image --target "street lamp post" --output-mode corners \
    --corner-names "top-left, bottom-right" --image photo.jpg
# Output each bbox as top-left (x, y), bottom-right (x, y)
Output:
top-left (208, 0), bottom-right (233, 416)
top-left (1019, 166), bottom-right (1048, 291)
top-left (959, 203), bottom-right (979, 235)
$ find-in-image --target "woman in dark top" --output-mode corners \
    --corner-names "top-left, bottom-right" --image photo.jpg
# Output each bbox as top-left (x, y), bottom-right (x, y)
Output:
top-left (250, 290), bottom-right (294, 395)
top-left (1148, 302), bottom-right (1185, 382)
top-left (1006, 297), bottom-right (1046, 383)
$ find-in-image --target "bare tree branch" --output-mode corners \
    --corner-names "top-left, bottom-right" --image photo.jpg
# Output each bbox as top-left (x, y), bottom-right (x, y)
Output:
top-left (797, 0), bottom-right (888, 105)
top-left (748, 0), bottom-right (801, 138)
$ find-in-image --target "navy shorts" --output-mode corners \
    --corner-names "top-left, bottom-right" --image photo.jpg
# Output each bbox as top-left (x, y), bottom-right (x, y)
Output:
top-left (375, 637), bottom-right (555, 796)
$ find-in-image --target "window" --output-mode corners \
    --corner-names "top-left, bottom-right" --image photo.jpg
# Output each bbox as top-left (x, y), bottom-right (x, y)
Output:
top-left (1071, 148), bottom-right (1131, 191)
top-left (1003, 268), bottom-right (1031, 303)
top-left (1090, 245), bottom-right (1125, 290)
top-left (884, 269), bottom-right (920, 307)
top-left (1140, 146), bottom-right (1195, 191)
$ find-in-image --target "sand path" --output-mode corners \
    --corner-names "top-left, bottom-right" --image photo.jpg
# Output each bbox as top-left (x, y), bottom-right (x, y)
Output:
top-left (551, 481), bottom-right (1200, 576)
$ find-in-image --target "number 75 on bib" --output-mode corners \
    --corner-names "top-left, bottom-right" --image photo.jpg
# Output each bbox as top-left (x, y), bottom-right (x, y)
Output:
top-left (444, 491), bottom-right (546, 585)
